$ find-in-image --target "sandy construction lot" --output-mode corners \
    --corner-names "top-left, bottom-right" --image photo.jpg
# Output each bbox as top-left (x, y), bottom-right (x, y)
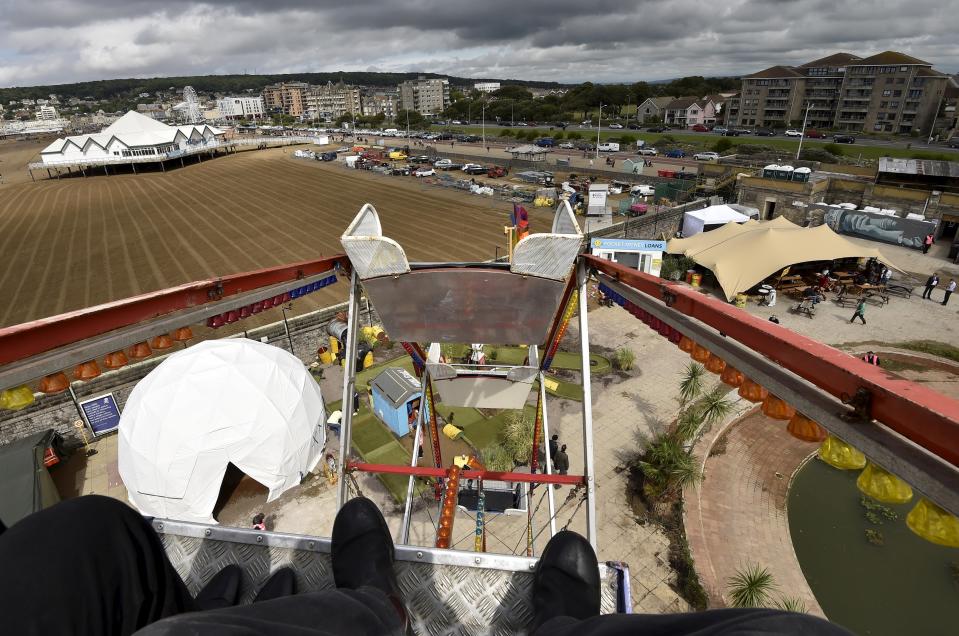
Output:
top-left (0, 147), bottom-right (551, 327)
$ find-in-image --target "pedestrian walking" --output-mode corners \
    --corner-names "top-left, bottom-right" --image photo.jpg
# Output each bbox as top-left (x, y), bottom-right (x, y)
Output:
top-left (850, 298), bottom-right (866, 325)
top-left (861, 351), bottom-right (880, 366)
top-left (923, 233), bottom-right (934, 254)
top-left (548, 434), bottom-right (559, 461)
top-left (922, 274), bottom-right (939, 299)
top-left (942, 279), bottom-right (956, 306)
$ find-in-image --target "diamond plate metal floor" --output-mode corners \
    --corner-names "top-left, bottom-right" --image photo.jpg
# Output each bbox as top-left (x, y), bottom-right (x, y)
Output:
top-left (156, 520), bottom-right (623, 635)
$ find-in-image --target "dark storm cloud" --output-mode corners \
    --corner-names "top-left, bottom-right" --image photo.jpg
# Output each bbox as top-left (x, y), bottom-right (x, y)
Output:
top-left (0, 0), bottom-right (956, 86)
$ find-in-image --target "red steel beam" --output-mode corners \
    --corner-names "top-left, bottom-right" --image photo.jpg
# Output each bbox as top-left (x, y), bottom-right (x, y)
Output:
top-left (585, 254), bottom-right (959, 467)
top-left (0, 255), bottom-right (351, 366)
top-left (348, 461), bottom-right (585, 485)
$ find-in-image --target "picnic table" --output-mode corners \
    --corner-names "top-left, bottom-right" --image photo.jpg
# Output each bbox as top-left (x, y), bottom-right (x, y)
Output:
top-left (776, 275), bottom-right (806, 291)
top-left (885, 277), bottom-right (919, 298)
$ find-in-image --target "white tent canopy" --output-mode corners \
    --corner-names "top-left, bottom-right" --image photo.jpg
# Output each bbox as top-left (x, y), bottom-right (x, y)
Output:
top-left (682, 204), bottom-right (759, 237)
top-left (118, 339), bottom-right (326, 523)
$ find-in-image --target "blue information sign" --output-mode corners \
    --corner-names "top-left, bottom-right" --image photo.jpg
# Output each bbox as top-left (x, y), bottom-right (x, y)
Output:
top-left (591, 238), bottom-right (666, 251)
top-left (80, 393), bottom-right (121, 436)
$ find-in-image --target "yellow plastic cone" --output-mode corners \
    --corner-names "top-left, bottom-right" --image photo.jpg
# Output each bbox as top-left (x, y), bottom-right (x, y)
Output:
top-left (856, 462), bottom-right (913, 504)
top-left (817, 434), bottom-right (866, 470)
top-left (906, 498), bottom-right (959, 548)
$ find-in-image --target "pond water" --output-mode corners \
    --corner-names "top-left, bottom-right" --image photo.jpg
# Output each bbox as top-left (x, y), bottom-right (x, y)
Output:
top-left (789, 457), bottom-right (959, 636)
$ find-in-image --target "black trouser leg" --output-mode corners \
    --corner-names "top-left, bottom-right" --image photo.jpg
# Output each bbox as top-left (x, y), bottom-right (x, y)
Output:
top-left (137, 587), bottom-right (404, 636)
top-left (536, 608), bottom-right (852, 636)
top-left (944, 291), bottom-right (952, 305)
top-left (0, 495), bottom-right (197, 636)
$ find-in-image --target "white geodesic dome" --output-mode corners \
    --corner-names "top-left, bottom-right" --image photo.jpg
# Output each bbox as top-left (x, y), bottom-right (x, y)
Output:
top-left (118, 339), bottom-right (326, 523)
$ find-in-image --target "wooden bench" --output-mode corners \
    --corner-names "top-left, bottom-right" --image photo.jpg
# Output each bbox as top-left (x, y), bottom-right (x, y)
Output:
top-left (791, 299), bottom-right (816, 318)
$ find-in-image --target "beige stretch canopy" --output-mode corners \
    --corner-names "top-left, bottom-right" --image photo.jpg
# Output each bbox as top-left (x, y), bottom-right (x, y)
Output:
top-left (667, 219), bottom-right (895, 301)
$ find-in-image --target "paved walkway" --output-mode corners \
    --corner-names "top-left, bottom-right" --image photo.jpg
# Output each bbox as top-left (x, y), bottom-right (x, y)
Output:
top-left (684, 410), bottom-right (824, 615)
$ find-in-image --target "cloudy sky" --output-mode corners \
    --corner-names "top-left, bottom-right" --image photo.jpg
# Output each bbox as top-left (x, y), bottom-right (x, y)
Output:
top-left (0, 0), bottom-right (956, 87)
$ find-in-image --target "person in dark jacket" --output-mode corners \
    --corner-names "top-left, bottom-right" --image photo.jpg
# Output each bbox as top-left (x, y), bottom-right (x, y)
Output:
top-left (554, 445), bottom-right (570, 475)
top-left (548, 435), bottom-right (559, 461)
top-left (922, 274), bottom-right (939, 300)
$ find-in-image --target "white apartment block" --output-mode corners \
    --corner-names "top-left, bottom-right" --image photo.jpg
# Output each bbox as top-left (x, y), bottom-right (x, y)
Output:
top-left (217, 96), bottom-right (266, 120)
top-left (37, 105), bottom-right (59, 120)
top-left (398, 77), bottom-right (451, 116)
top-left (474, 82), bottom-right (501, 93)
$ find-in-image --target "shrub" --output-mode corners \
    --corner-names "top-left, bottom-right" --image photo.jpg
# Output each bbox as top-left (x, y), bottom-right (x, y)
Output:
top-left (822, 143), bottom-right (844, 157)
top-left (713, 138), bottom-right (733, 153)
top-left (798, 147), bottom-right (838, 163)
top-left (566, 131), bottom-right (582, 140)
top-left (615, 347), bottom-right (635, 371)
top-left (619, 133), bottom-right (637, 146)
top-left (502, 411), bottom-right (534, 463)
top-left (482, 442), bottom-right (515, 472)
top-left (727, 564), bottom-right (777, 608)
top-left (553, 130), bottom-right (565, 140)
top-left (736, 144), bottom-right (776, 155)
top-left (500, 128), bottom-right (514, 137)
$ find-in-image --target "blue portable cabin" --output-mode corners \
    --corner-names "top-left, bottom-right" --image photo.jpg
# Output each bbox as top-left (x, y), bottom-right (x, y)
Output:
top-left (370, 367), bottom-right (422, 437)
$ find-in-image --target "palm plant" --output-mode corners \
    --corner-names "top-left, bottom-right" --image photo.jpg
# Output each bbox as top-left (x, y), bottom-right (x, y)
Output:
top-left (727, 564), bottom-right (777, 608)
top-left (698, 384), bottom-right (736, 428)
top-left (678, 362), bottom-right (706, 407)
top-left (638, 434), bottom-right (702, 496)
top-left (775, 596), bottom-right (808, 613)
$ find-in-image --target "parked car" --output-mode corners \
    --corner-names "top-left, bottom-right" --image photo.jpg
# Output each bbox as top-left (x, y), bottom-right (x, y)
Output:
top-left (754, 129), bottom-right (776, 136)
top-left (713, 127), bottom-right (728, 135)
top-left (597, 142), bottom-right (620, 152)
top-left (487, 165), bottom-right (508, 178)
top-left (647, 125), bottom-right (669, 132)
top-left (408, 155), bottom-right (430, 164)
top-left (319, 152), bottom-right (337, 161)
top-left (558, 142), bottom-right (575, 149)
top-left (735, 128), bottom-right (753, 135)
top-left (805, 129), bottom-right (828, 139)
top-left (833, 134), bottom-right (856, 144)
top-left (387, 150), bottom-right (407, 160)
top-left (723, 129), bottom-right (743, 136)
top-left (948, 138), bottom-right (959, 149)
top-left (665, 149), bottom-right (686, 158)
top-left (413, 167), bottom-right (435, 177)
top-left (390, 166), bottom-right (411, 176)
top-left (784, 129), bottom-right (803, 137)
top-left (450, 120), bottom-right (463, 125)
top-left (536, 137), bottom-right (556, 147)
top-left (690, 124), bottom-right (709, 132)
top-left (630, 184), bottom-right (655, 196)
top-left (693, 151), bottom-right (720, 161)
top-left (627, 123), bottom-right (642, 129)
top-left (440, 162), bottom-right (463, 170)
top-left (636, 148), bottom-right (658, 156)
top-left (433, 158), bottom-right (453, 168)
top-left (608, 123), bottom-right (624, 129)
top-left (462, 163), bottom-right (486, 174)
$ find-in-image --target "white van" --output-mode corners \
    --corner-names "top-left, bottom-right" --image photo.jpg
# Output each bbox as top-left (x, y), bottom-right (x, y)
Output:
top-left (383, 128), bottom-right (399, 136)
top-left (598, 142), bottom-right (620, 152)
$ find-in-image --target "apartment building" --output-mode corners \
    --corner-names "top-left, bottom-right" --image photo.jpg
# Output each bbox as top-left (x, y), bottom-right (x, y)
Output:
top-left (305, 82), bottom-right (362, 121)
top-left (474, 82), bottom-right (501, 93)
top-left (362, 93), bottom-right (398, 120)
top-left (398, 77), bottom-right (451, 116)
top-left (216, 96), bottom-right (265, 120)
top-left (728, 51), bottom-right (949, 135)
top-left (261, 82), bottom-right (309, 117)
top-left (37, 105), bottom-right (59, 121)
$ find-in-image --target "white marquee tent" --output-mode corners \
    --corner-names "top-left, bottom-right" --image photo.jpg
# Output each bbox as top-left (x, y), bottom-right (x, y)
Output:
top-left (681, 204), bottom-right (760, 237)
top-left (118, 339), bottom-right (326, 523)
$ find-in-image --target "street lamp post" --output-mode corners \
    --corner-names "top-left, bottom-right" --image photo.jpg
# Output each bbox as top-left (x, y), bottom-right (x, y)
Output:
top-left (795, 102), bottom-right (814, 161)
top-left (482, 102), bottom-right (486, 150)
top-left (595, 103), bottom-right (605, 161)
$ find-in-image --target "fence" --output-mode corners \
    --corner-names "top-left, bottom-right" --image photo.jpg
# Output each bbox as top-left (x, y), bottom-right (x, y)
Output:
top-left (585, 198), bottom-right (710, 241)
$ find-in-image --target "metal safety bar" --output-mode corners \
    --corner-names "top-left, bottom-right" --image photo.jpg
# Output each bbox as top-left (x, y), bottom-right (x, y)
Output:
top-left (348, 462), bottom-right (586, 486)
top-left (0, 255), bottom-right (350, 388)
top-left (595, 271), bottom-right (959, 517)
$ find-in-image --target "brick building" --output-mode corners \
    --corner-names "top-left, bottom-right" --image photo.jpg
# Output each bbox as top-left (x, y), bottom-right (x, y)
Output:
top-left (262, 82), bottom-right (309, 117)
top-left (727, 51), bottom-right (949, 135)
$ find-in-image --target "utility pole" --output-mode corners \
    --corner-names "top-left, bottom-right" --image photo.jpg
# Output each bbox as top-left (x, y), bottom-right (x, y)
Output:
top-left (795, 102), bottom-right (814, 161)
top-left (595, 103), bottom-right (604, 161)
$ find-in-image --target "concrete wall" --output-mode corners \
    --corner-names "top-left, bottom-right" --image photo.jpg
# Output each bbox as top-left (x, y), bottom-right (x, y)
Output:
top-left (0, 300), bottom-right (379, 448)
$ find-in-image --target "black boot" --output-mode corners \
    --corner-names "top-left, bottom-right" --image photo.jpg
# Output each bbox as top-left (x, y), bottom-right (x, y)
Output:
top-left (530, 530), bottom-right (601, 633)
top-left (254, 567), bottom-right (296, 603)
top-left (195, 564), bottom-right (243, 610)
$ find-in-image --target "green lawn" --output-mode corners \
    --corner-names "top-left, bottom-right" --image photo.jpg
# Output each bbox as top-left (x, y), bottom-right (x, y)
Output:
top-left (461, 404), bottom-right (537, 450)
top-left (445, 125), bottom-right (943, 161)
